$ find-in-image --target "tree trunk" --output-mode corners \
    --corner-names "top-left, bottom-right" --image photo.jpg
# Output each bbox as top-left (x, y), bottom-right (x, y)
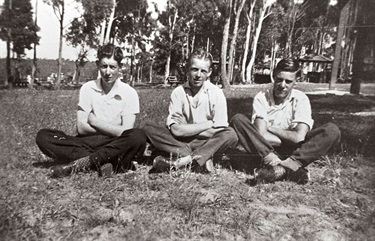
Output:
top-left (246, 1), bottom-right (272, 83)
top-left (100, 21), bottom-right (106, 46)
top-left (130, 36), bottom-right (135, 86)
top-left (185, 34), bottom-right (188, 59)
top-left (74, 64), bottom-right (82, 84)
top-left (164, 55), bottom-right (171, 84)
top-left (285, 1), bottom-right (297, 57)
top-left (56, 2), bottom-right (65, 90)
top-left (164, 7), bottom-right (178, 85)
top-left (220, 0), bottom-right (233, 88)
top-left (6, 37), bottom-right (11, 87)
top-left (191, 22), bottom-right (196, 54)
top-left (228, 0), bottom-right (246, 84)
top-left (149, 58), bottom-right (153, 83)
top-left (270, 40), bottom-right (279, 78)
top-left (350, 34), bottom-right (362, 94)
top-left (317, 30), bottom-right (324, 55)
top-left (5, 0), bottom-right (13, 87)
top-left (30, 0), bottom-right (38, 89)
top-left (350, 0), bottom-right (365, 94)
top-left (104, 0), bottom-right (116, 44)
top-left (330, 0), bottom-right (351, 89)
top-left (138, 63), bottom-right (143, 83)
top-left (31, 47), bottom-right (37, 89)
top-left (241, 0), bottom-right (256, 84)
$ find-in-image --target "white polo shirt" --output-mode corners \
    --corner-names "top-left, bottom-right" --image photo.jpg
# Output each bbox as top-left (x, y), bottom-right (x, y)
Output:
top-left (166, 81), bottom-right (229, 128)
top-left (78, 78), bottom-right (139, 124)
top-left (251, 88), bottom-right (314, 130)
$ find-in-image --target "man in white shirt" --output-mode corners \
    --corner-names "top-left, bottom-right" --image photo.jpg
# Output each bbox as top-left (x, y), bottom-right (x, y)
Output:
top-left (231, 58), bottom-right (341, 184)
top-left (36, 44), bottom-right (147, 178)
top-left (143, 49), bottom-right (238, 173)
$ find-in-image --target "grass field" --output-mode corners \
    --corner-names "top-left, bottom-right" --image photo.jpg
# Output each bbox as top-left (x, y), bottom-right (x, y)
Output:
top-left (0, 83), bottom-right (374, 240)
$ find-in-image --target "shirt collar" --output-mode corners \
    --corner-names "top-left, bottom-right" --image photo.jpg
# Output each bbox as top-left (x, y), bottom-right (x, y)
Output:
top-left (92, 78), bottom-right (122, 97)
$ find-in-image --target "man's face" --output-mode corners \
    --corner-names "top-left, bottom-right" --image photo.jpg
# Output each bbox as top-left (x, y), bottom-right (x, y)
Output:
top-left (273, 71), bottom-right (297, 101)
top-left (188, 58), bottom-right (211, 90)
top-left (98, 57), bottom-right (120, 85)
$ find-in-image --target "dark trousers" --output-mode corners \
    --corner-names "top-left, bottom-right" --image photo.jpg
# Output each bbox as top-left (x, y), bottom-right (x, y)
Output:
top-left (142, 123), bottom-right (238, 166)
top-left (36, 128), bottom-right (147, 171)
top-left (230, 113), bottom-right (341, 167)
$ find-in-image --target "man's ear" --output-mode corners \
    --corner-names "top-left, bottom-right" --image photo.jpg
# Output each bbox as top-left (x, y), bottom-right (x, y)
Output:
top-left (207, 68), bottom-right (212, 78)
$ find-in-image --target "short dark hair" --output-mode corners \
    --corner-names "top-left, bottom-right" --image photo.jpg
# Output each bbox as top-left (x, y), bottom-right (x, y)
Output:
top-left (188, 48), bottom-right (213, 68)
top-left (273, 58), bottom-right (300, 74)
top-left (97, 43), bottom-right (123, 65)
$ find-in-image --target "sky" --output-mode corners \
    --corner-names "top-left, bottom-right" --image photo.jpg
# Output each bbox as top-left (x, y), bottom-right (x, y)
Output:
top-left (0, 0), bottom-right (166, 61)
top-left (0, 0), bottom-right (91, 60)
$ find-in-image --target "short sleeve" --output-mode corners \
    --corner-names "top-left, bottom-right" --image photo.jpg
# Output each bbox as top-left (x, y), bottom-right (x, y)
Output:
top-left (78, 84), bottom-right (92, 112)
top-left (123, 87), bottom-right (140, 115)
top-left (251, 91), bottom-right (268, 124)
top-left (292, 94), bottom-right (314, 130)
top-left (211, 89), bottom-right (229, 127)
top-left (166, 88), bottom-right (184, 128)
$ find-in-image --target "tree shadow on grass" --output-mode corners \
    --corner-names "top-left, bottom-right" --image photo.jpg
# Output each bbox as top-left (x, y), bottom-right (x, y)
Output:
top-left (310, 94), bottom-right (375, 157)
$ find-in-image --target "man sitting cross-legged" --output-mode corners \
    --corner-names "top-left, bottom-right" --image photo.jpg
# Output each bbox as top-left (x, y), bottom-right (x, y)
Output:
top-left (36, 43), bottom-right (147, 178)
top-left (143, 49), bottom-right (238, 173)
top-left (230, 58), bottom-right (341, 184)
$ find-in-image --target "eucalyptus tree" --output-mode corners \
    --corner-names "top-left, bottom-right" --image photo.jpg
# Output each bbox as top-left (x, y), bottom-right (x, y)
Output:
top-left (66, 0), bottom-right (113, 48)
top-left (256, 3), bottom-right (288, 74)
top-left (155, 0), bottom-right (222, 84)
top-left (227, 0), bottom-right (246, 84)
top-left (241, 0), bottom-right (340, 84)
top-left (43, 0), bottom-right (68, 89)
top-left (240, 0), bottom-right (257, 83)
top-left (146, 0), bottom-right (180, 84)
top-left (245, 0), bottom-right (275, 83)
top-left (114, 0), bottom-right (155, 83)
top-left (0, 0), bottom-right (39, 86)
top-left (219, 0), bottom-right (232, 88)
top-left (65, 0), bottom-right (113, 83)
top-left (291, 0), bottom-right (339, 57)
top-left (66, 0), bottom-right (152, 83)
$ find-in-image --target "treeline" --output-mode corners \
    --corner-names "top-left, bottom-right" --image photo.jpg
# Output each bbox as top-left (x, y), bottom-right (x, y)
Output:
top-left (0, 58), bottom-right (97, 84)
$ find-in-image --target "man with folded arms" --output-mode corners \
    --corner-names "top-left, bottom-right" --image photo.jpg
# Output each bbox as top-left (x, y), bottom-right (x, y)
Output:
top-left (36, 43), bottom-right (147, 178)
top-left (143, 49), bottom-right (238, 173)
top-left (231, 58), bottom-right (341, 184)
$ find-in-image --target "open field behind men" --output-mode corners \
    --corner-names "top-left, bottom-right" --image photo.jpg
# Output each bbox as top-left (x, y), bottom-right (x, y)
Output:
top-left (0, 83), bottom-right (375, 240)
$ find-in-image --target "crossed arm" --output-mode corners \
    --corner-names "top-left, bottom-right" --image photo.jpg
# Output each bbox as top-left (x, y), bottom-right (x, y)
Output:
top-left (76, 109), bottom-right (136, 137)
top-left (170, 112), bottom-right (225, 138)
top-left (254, 118), bottom-right (309, 146)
